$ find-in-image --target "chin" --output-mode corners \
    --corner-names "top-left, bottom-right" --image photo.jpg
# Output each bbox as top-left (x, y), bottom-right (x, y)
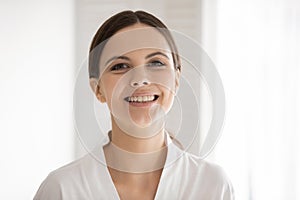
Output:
top-left (130, 115), bottom-right (153, 127)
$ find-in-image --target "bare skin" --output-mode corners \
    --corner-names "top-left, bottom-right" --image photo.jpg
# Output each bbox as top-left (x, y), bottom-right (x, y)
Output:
top-left (107, 167), bottom-right (163, 200)
top-left (93, 23), bottom-right (179, 199)
top-left (103, 117), bottom-right (167, 199)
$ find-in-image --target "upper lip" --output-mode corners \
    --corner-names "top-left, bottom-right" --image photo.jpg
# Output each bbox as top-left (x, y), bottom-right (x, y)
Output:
top-left (127, 92), bottom-right (158, 97)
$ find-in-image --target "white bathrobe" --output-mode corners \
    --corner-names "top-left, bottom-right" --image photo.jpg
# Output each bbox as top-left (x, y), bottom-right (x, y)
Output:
top-left (34, 132), bottom-right (234, 200)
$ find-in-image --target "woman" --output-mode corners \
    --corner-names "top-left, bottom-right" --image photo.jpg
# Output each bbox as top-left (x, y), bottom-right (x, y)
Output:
top-left (34, 10), bottom-right (234, 199)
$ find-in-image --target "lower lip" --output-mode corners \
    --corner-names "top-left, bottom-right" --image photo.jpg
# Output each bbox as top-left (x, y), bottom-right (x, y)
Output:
top-left (127, 99), bottom-right (158, 107)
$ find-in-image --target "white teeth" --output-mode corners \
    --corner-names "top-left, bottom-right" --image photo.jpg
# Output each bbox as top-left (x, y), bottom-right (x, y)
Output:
top-left (128, 95), bottom-right (156, 103)
top-left (149, 96), bottom-right (154, 101)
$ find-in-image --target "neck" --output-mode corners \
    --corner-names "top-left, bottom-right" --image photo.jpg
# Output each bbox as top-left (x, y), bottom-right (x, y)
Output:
top-left (110, 116), bottom-right (166, 153)
top-left (103, 116), bottom-right (167, 173)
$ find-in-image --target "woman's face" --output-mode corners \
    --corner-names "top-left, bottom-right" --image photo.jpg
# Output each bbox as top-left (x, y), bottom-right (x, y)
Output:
top-left (96, 24), bottom-right (180, 134)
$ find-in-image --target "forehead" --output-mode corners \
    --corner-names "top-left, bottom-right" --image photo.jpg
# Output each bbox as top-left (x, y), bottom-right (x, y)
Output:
top-left (99, 25), bottom-right (171, 67)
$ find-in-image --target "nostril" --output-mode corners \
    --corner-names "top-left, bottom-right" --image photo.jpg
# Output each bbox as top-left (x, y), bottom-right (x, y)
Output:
top-left (131, 80), bottom-right (150, 87)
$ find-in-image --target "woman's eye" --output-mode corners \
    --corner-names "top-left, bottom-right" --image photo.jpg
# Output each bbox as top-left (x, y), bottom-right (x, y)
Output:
top-left (147, 60), bottom-right (165, 67)
top-left (110, 63), bottom-right (130, 71)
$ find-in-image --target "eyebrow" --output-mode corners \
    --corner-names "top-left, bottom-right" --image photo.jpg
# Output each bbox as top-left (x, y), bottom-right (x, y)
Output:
top-left (105, 56), bottom-right (130, 66)
top-left (145, 52), bottom-right (169, 59)
top-left (105, 51), bottom-right (170, 66)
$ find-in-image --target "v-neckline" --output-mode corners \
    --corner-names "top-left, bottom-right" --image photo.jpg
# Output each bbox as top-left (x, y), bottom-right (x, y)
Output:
top-left (101, 147), bottom-right (168, 200)
top-left (104, 165), bottom-right (166, 200)
top-left (98, 130), bottom-right (178, 200)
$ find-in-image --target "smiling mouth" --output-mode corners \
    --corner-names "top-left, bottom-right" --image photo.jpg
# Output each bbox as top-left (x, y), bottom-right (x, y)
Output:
top-left (124, 95), bottom-right (159, 103)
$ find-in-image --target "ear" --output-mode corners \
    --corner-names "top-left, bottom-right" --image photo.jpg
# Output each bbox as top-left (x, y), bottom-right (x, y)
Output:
top-left (174, 69), bottom-right (181, 94)
top-left (89, 78), bottom-right (106, 103)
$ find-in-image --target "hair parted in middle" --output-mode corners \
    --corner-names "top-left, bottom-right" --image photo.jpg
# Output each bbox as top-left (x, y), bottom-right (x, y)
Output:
top-left (88, 10), bottom-right (181, 80)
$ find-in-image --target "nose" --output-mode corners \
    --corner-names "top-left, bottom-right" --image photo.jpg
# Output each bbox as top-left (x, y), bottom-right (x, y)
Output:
top-left (130, 80), bottom-right (150, 87)
top-left (130, 67), bottom-right (150, 87)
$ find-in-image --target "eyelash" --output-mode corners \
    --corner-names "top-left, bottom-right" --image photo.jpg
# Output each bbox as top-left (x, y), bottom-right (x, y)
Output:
top-left (147, 60), bottom-right (165, 67)
top-left (109, 60), bottom-right (166, 72)
top-left (110, 63), bottom-right (130, 71)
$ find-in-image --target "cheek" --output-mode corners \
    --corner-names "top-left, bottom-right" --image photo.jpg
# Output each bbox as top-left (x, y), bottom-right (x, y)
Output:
top-left (160, 87), bottom-right (175, 112)
top-left (100, 77), bottom-right (118, 101)
top-left (101, 75), bottom-right (128, 113)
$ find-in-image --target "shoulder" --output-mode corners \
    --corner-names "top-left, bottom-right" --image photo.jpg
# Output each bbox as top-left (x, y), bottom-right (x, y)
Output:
top-left (180, 152), bottom-right (223, 173)
top-left (45, 154), bottom-right (90, 182)
top-left (33, 154), bottom-right (95, 200)
top-left (180, 152), bottom-right (235, 199)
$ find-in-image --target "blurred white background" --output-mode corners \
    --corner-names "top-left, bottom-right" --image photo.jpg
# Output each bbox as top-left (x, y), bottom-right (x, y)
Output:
top-left (0, 0), bottom-right (299, 199)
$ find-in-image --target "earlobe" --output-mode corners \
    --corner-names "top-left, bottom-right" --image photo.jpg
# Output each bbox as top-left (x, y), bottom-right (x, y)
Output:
top-left (175, 69), bottom-right (181, 94)
top-left (96, 85), bottom-right (107, 103)
top-left (89, 78), bottom-right (106, 103)
top-left (96, 91), bottom-right (105, 102)
top-left (97, 88), bottom-right (106, 103)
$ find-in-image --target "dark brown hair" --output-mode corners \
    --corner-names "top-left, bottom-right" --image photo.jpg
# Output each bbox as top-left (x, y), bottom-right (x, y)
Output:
top-left (88, 10), bottom-right (181, 79)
